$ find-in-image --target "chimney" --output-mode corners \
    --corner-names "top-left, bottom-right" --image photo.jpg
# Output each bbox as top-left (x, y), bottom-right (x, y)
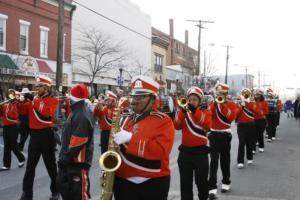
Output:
top-left (185, 30), bottom-right (189, 45)
top-left (169, 19), bottom-right (174, 38)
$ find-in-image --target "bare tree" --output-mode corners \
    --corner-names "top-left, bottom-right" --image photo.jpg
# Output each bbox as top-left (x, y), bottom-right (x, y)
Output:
top-left (204, 52), bottom-right (218, 77)
top-left (73, 26), bottom-right (127, 95)
top-left (123, 59), bottom-right (151, 80)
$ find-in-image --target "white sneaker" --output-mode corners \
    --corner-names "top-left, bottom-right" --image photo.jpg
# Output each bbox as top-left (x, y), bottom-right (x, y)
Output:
top-left (18, 160), bottom-right (25, 168)
top-left (272, 137), bottom-right (276, 141)
top-left (252, 150), bottom-right (256, 154)
top-left (259, 148), bottom-right (264, 153)
top-left (221, 184), bottom-right (231, 193)
top-left (237, 163), bottom-right (244, 169)
top-left (0, 166), bottom-right (10, 171)
top-left (247, 160), bottom-right (254, 165)
top-left (267, 139), bottom-right (272, 142)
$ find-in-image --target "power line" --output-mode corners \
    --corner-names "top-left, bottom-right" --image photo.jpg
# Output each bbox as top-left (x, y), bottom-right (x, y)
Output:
top-left (73, 0), bottom-right (151, 40)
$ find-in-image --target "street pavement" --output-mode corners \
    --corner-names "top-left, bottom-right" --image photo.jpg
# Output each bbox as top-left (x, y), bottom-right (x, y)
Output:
top-left (0, 115), bottom-right (300, 200)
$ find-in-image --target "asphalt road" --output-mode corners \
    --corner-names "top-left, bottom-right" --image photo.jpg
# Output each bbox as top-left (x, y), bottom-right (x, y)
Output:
top-left (1, 115), bottom-right (300, 200)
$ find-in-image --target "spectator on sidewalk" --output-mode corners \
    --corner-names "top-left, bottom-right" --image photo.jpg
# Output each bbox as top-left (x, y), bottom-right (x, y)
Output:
top-left (284, 99), bottom-right (293, 118)
top-left (293, 96), bottom-right (300, 120)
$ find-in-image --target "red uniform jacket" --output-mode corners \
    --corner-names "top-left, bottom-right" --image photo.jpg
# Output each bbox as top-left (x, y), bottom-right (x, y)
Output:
top-left (254, 100), bottom-right (269, 120)
top-left (17, 100), bottom-right (32, 116)
top-left (227, 101), bottom-right (239, 120)
top-left (0, 102), bottom-right (19, 126)
top-left (236, 101), bottom-right (261, 123)
top-left (116, 111), bottom-right (175, 178)
top-left (174, 109), bottom-right (212, 147)
top-left (28, 95), bottom-right (59, 129)
top-left (277, 99), bottom-right (283, 112)
top-left (209, 102), bottom-right (236, 132)
top-left (94, 106), bottom-right (115, 131)
top-left (62, 98), bottom-right (71, 118)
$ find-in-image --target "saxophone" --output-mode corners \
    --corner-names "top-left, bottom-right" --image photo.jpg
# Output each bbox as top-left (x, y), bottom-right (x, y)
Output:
top-left (99, 97), bottom-right (127, 200)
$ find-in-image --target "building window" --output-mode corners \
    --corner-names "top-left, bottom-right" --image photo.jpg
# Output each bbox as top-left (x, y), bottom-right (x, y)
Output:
top-left (182, 47), bottom-right (186, 56)
top-left (175, 42), bottom-right (180, 54)
top-left (242, 79), bottom-right (244, 86)
top-left (19, 20), bottom-right (31, 54)
top-left (154, 54), bottom-right (163, 73)
top-left (40, 26), bottom-right (49, 58)
top-left (0, 14), bottom-right (8, 51)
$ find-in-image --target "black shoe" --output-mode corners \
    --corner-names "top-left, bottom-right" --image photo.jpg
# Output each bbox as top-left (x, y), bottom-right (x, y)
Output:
top-left (49, 193), bottom-right (60, 200)
top-left (209, 193), bottom-right (218, 199)
top-left (0, 166), bottom-right (10, 171)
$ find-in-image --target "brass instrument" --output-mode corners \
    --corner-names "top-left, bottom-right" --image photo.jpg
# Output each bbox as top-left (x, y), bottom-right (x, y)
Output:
top-left (240, 88), bottom-right (253, 102)
top-left (215, 93), bottom-right (226, 104)
top-left (0, 89), bottom-right (17, 106)
top-left (98, 97), bottom-right (127, 200)
top-left (177, 95), bottom-right (189, 110)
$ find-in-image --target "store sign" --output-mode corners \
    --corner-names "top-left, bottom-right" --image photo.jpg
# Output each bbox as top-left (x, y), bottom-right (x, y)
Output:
top-left (21, 56), bottom-right (38, 72)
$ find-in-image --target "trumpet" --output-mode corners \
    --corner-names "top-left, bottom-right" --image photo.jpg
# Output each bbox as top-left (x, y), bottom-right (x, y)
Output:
top-left (0, 89), bottom-right (17, 106)
top-left (240, 88), bottom-right (253, 102)
top-left (215, 93), bottom-right (226, 104)
top-left (177, 95), bottom-right (189, 110)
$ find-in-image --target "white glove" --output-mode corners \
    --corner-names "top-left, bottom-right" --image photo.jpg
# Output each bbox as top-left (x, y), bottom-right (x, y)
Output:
top-left (20, 96), bottom-right (25, 102)
top-left (240, 101), bottom-right (246, 106)
top-left (114, 129), bottom-right (132, 145)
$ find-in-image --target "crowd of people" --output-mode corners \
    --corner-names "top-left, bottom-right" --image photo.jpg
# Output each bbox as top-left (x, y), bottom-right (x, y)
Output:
top-left (0, 74), bottom-right (297, 200)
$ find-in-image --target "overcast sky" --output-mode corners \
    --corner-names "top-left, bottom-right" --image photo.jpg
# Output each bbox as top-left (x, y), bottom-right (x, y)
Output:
top-left (130, 0), bottom-right (300, 96)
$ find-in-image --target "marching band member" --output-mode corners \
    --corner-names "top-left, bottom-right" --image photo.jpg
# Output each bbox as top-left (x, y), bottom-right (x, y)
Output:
top-left (19, 76), bottom-right (59, 200)
top-left (208, 83), bottom-right (237, 199)
top-left (174, 86), bottom-right (212, 200)
top-left (113, 75), bottom-right (175, 200)
top-left (236, 88), bottom-right (261, 169)
top-left (57, 84), bottom-right (94, 200)
top-left (265, 89), bottom-right (279, 142)
top-left (253, 89), bottom-right (268, 153)
top-left (0, 90), bottom-right (25, 171)
top-left (17, 88), bottom-right (33, 151)
top-left (94, 90), bottom-right (117, 154)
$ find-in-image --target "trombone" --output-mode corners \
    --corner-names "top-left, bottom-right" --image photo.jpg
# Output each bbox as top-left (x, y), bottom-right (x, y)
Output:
top-left (0, 89), bottom-right (18, 106)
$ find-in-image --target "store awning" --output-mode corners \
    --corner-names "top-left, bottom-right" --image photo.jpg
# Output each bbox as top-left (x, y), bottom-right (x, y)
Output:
top-left (0, 54), bottom-right (18, 69)
top-left (36, 60), bottom-right (53, 73)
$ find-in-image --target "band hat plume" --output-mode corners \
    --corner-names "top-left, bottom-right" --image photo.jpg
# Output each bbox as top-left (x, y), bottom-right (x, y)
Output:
top-left (130, 75), bottom-right (159, 96)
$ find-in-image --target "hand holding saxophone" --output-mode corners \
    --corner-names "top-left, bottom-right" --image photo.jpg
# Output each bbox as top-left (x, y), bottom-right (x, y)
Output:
top-left (113, 129), bottom-right (132, 145)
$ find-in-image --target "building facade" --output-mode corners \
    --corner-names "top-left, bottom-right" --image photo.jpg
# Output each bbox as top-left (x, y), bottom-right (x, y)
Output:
top-left (72, 0), bottom-right (151, 95)
top-left (152, 19), bottom-right (198, 94)
top-left (151, 27), bottom-right (169, 94)
top-left (0, 0), bottom-right (75, 93)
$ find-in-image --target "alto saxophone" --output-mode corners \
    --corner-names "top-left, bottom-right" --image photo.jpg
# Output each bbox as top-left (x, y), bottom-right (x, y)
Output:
top-left (99, 97), bottom-right (127, 200)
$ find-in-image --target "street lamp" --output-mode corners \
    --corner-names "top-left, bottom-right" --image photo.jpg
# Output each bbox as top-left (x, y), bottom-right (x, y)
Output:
top-left (118, 68), bottom-right (123, 88)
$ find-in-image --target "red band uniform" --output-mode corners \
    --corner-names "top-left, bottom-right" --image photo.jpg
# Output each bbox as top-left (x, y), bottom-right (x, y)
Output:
top-left (236, 88), bottom-right (261, 165)
top-left (254, 89), bottom-right (269, 152)
top-left (20, 76), bottom-right (59, 200)
top-left (113, 75), bottom-right (175, 200)
top-left (174, 86), bottom-right (212, 200)
top-left (0, 96), bottom-right (25, 171)
top-left (208, 83), bottom-right (237, 197)
top-left (94, 90), bottom-right (116, 154)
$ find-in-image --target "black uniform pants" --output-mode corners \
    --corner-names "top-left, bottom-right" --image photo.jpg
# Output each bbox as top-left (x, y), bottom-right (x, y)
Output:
top-left (114, 176), bottom-right (170, 200)
top-left (2, 125), bottom-right (25, 168)
top-left (254, 119), bottom-right (266, 149)
top-left (100, 130), bottom-right (110, 154)
top-left (57, 167), bottom-right (90, 200)
top-left (237, 123), bottom-right (255, 164)
top-left (178, 151), bottom-right (208, 200)
top-left (22, 128), bottom-right (57, 197)
top-left (18, 120), bottom-right (30, 150)
top-left (266, 114), bottom-right (277, 139)
top-left (276, 111), bottom-right (281, 126)
top-left (208, 132), bottom-right (232, 190)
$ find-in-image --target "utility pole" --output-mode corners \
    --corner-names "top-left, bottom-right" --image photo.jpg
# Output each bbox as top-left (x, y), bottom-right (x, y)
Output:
top-left (186, 20), bottom-right (214, 77)
top-left (56, 0), bottom-right (64, 92)
top-left (224, 45), bottom-right (233, 84)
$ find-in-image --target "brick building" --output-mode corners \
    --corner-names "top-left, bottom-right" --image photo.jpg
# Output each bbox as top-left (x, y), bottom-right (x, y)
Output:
top-left (0, 0), bottom-right (75, 96)
top-left (152, 19), bottom-right (198, 94)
